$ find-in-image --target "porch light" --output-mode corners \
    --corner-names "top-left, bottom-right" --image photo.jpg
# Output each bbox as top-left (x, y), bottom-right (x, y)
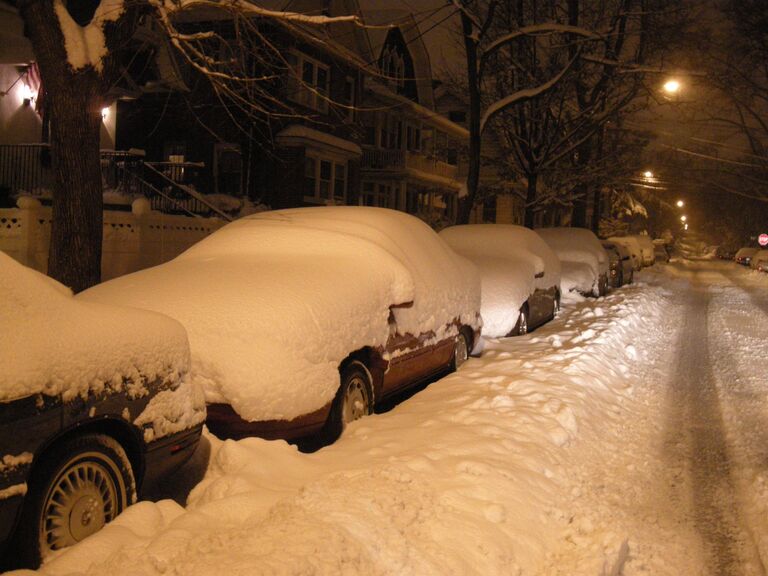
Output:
top-left (101, 107), bottom-right (110, 119)
top-left (21, 83), bottom-right (36, 106)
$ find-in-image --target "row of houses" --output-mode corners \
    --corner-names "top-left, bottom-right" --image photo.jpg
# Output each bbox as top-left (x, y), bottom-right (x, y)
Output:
top-left (0, 0), bottom-right (526, 228)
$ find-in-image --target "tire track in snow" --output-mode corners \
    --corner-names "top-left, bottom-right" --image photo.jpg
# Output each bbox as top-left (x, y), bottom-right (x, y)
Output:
top-left (662, 271), bottom-right (764, 576)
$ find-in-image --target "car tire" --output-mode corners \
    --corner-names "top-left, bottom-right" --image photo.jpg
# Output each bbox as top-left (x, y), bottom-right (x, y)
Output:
top-left (516, 305), bottom-right (529, 336)
top-left (323, 361), bottom-right (373, 444)
top-left (451, 331), bottom-right (470, 371)
top-left (13, 433), bottom-right (135, 569)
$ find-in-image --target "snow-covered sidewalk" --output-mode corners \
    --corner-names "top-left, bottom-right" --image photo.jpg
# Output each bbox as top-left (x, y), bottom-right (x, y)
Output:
top-left (11, 275), bottom-right (685, 576)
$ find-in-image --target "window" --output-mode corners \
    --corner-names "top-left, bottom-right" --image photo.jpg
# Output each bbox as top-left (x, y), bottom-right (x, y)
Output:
top-left (382, 45), bottom-right (405, 90)
top-left (304, 154), bottom-right (347, 204)
top-left (287, 51), bottom-right (330, 113)
top-left (361, 181), bottom-right (394, 208)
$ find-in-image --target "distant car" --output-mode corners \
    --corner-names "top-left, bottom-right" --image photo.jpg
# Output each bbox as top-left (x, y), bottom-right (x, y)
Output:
top-left (440, 224), bottom-right (561, 337)
top-left (607, 236), bottom-right (643, 271)
top-left (735, 247), bottom-right (759, 266)
top-left (715, 246), bottom-right (736, 260)
top-left (537, 227), bottom-right (609, 297)
top-left (0, 253), bottom-right (205, 570)
top-left (653, 242), bottom-right (671, 263)
top-left (81, 207), bottom-right (482, 444)
top-left (602, 241), bottom-right (634, 287)
top-left (750, 250), bottom-right (768, 272)
top-left (632, 235), bottom-right (655, 267)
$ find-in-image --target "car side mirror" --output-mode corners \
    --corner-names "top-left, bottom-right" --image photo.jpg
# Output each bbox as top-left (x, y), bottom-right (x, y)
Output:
top-left (534, 271), bottom-right (545, 279)
top-left (390, 301), bottom-right (414, 310)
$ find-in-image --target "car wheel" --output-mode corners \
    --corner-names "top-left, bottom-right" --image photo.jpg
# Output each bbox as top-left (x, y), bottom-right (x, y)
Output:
top-left (451, 331), bottom-right (469, 371)
top-left (516, 306), bottom-right (529, 336)
top-left (324, 362), bottom-right (373, 443)
top-left (14, 434), bottom-right (135, 569)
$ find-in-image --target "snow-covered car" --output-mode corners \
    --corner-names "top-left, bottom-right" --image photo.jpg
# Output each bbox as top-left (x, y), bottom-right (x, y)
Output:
top-left (602, 241), bottom-right (634, 287)
top-left (439, 224), bottom-right (561, 337)
top-left (750, 249), bottom-right (768, 271)
top-left (607, 236), bottom-right (643, 271)
top-left (80, 207), bottom-right (482, 444)
top-left (0, 253), bottom-right (205, 570)
top-left (735, 247), bottom-right (759, 266)
top-left (537, 228), bottom-right (609, 297)
top-left (633, 235), bottom-right (655, 267)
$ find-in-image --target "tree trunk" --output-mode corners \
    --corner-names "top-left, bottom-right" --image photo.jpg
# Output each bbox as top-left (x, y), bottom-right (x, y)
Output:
top-left (524, 172), bottom-right (538, 229)
top-left (457, 10), bottom-right (482, 225)
top-left (590, 187), bottom-right (602, 233)
top-left (571, 183), bottom-right (588, 227)
top-left (19, 0), bottom-right (105, 292)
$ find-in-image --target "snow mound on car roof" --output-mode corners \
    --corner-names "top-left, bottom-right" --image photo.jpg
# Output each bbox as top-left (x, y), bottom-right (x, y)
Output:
top-left (81, 208), bottom-right (479, 422)
top-left (439, 225), bottom-right (561, 337)
top-left (0, 252), bottom-right (190, 403)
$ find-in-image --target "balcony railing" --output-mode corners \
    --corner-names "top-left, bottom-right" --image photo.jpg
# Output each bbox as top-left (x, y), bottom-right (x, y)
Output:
top-left (361, 148), bottom-right (458, 180)
top-left (0, 144), bottom-right (228, 219)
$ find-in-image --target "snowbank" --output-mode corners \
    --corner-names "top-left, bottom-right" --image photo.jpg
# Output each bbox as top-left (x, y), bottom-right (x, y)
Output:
top-left (439, 224), bottom-right (561, 337)
top-left (0, 252), bottom-right (190, 404)
top-left (80, 207), bottom-right (480, 423)
top-left (537, 228), bottom-right (608, 294)
top-left (24, 280), bottom-right (670, 576)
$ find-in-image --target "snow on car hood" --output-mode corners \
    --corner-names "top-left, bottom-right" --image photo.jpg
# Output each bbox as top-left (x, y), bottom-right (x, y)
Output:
top-left (439, 225), bottom-right (560, 337)
top-left (537, 228), bottom-right (609, 280)
top-left (80, 208), bottom-right (480, 422)
top-left (0, 252), bottom-right (190, 403)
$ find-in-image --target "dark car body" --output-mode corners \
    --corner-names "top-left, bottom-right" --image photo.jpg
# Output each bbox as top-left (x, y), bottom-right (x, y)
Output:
top-left (602, 241), bottom-right (634, 287)
top-left (735, 247), bottom-right (759, 266)
top-left (0, 385), bottom-right (203, 559)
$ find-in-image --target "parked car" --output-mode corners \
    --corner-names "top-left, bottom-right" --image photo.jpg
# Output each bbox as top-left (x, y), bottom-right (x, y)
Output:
top-left (607, 236), bottom-right (643, 271)
top-left (735, 247), bottom-right (759, 266)
top-left (715, 245), bottom-right (736, 260)
top-left (633, 235), bottom-right (655, 267)
top-left (750, 249), bottom-right (768, 271)
top-left (602, 241), bottom-right (634, 287)
top-left (0, 253), bottom-right (205, 570)
top-left (537, 227), bottom-right (609, 297)
top-left (80, 207), bottom-right (482, 444)
top-left (439, 224), bottom-right (561, 337)
top-left (653, 241), bottom-right (671, 263)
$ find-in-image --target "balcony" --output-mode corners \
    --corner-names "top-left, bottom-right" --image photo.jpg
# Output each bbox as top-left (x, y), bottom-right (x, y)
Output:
top-left (361, 148), bottom-right (458, 182)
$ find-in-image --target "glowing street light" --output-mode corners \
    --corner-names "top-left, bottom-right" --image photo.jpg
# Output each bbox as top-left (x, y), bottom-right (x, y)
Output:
top-left (643, 170), bottom-right (654, 179)
top-left (684, 223), bottom-right (689, 231)
top-left (676, 200), bottom-right (684, 208)
top-left (663, 79), bottom-right (681, 94)
top-left (680, 215), bottom-right (687, 222)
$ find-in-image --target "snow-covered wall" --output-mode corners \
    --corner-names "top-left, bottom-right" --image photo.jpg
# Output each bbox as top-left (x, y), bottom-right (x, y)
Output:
top-left (0, 199), bottom-right (224, 284)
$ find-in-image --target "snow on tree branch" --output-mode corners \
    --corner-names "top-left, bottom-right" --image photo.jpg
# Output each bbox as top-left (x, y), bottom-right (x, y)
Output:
top-left (53, 0), bottom-right (124, 72)
top-left (155, 0), bottom-right (362, 26)
top-left (480, 54), bottom-right (578, 134)
top-left (480, 23), bottom-right (602, 69)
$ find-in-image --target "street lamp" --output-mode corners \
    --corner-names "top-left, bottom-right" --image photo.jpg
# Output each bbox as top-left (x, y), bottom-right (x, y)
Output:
top-left (676, 200), bottom-right (684, 208)
top-left (643, 170), bottom-right (654, 179)
top-left (663, 79), bottom-right (681, 94)
top-left (680, 215), bottom-right (687, 222)
top-left (684, 223), bottom-right (689, 231)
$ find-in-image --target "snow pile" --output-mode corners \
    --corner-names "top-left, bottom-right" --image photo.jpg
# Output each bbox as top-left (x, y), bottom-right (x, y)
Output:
top-left (537, 227), bottom-right (608, 295)
top-left (27, 281), bottom-right (672, 576)
top-left (439, 224), bottom-right (561, 337)
top-left (631, 235), bottom-right (655, 265)
top-left (0, 252), bottom-right (190, 404)
top-left (81, 207), bottom-right (480, 423)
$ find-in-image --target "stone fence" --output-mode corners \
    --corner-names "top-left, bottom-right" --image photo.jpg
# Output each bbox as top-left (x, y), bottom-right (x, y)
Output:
top-left (0, 197), bottom-right (225, 282)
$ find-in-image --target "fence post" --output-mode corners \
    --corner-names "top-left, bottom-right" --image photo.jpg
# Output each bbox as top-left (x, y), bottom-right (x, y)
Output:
top-left (17, 196), bottom-right (42, 270)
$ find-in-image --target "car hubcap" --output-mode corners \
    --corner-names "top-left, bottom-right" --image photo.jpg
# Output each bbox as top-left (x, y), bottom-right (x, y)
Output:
top-left (342, 375), bottom-right (368, 425)
top-left (454, 334), bottom-right (469, 369)
top-left (41, 456), bottom-right (119, 552)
